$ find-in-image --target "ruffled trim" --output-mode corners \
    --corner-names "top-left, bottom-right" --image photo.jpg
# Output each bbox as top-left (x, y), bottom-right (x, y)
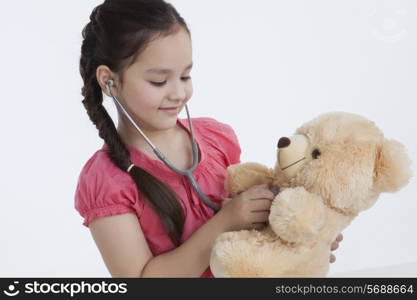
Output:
top-left (81, 204), bottom-right (136, 227)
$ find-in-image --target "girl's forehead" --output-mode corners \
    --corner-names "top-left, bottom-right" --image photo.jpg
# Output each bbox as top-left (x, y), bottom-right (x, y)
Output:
top-left (132, 29), bottom-right (192, 71)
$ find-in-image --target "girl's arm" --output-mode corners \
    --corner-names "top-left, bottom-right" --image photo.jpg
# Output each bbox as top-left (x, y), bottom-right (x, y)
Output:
top-left (141, 209), bottom-right (229, 277)
top-left (89, 213), bottom-right (153, 277)
top-left (88, 210), bottom-right (230, 278)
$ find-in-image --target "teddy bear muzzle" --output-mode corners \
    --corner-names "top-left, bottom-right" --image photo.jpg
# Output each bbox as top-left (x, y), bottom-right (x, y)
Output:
top-left (278, 134), bottom-right (309, 179)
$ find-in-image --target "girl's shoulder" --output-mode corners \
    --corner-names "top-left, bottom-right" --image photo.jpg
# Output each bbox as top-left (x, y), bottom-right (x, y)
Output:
top-left (76, 146), bottom-right (128, 181)
top-left (75, 146), bottom-right (135, 195)
top-left (191, 116), bottom-right (234, 131)
top-left (188, 117), bottom-right (241, 165)
top-left (189, 117), bottom-right (239, 144)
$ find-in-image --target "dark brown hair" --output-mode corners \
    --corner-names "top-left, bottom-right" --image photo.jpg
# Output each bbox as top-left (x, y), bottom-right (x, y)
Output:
top-left (79, 0), bottom-right (190, 246)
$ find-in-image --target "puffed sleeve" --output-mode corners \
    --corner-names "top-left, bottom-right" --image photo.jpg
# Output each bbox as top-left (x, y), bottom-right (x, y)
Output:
top-left (74, 151), bottom-right (144, 227)
top-left (198, 117), bottom-right (242, 166)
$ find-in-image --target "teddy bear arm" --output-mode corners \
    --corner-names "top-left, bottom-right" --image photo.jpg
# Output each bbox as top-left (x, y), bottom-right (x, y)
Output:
top-left (269, 187), bottom-right (327, 244)
top-left (224, 162), bottom-right (274, 197)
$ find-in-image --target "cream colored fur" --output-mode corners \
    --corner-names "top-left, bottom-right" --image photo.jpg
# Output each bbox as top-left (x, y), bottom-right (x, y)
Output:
top-left (210, 112), bottom-right (412, 277)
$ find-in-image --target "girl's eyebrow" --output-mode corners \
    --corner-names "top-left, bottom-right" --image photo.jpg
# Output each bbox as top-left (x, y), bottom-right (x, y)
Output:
top-left (146, 62), bottom-right (193, 74)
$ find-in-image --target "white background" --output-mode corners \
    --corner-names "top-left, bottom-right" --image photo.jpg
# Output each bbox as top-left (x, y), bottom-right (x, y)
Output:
top-left (0, 0), bottom-right (416, 277)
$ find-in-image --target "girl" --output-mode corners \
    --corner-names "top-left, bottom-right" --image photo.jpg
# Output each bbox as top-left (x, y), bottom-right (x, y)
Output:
top-left (75, 0), bottom-right (342, 278)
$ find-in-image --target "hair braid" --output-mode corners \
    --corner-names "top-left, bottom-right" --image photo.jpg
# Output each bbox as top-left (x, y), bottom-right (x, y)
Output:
top-left (80, 16), bottom-right (131, 171)
top-left (79, 0), bottom-right (189, 246)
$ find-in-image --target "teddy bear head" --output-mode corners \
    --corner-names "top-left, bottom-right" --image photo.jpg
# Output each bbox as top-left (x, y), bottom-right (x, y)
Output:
top-left (274, 112), bottom-right (412, 216)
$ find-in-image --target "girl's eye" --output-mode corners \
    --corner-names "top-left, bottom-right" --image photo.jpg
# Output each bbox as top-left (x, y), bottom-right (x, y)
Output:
top-left (150, 81), bottom-right (167, 87)
top-left (149, 77), bottom-right (192, 87)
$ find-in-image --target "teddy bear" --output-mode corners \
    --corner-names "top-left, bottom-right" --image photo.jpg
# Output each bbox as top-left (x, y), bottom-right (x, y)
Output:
top-left (210, 112), bottom-right (412, 277)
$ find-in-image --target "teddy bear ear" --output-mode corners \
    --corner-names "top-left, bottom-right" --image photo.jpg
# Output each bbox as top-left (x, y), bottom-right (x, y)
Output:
top-left (374, 139), bottom-right (412, 193)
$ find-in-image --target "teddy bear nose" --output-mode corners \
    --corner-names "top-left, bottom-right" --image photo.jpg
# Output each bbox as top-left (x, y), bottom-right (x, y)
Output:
top-left (278, 137), bottom-right (291, 149)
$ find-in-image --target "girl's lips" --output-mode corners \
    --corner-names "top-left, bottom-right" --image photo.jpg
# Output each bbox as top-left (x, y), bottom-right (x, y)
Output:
top-left (159, 107), bottom-right (179, 114)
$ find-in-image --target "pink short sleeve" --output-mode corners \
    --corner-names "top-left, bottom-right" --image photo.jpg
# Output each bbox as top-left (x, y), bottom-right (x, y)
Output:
top-left (74, 151), bottom-right (143, 227)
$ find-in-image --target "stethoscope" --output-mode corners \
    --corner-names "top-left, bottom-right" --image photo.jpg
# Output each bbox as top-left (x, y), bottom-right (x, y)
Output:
top-left (106, 80), bottom-right (220, 212)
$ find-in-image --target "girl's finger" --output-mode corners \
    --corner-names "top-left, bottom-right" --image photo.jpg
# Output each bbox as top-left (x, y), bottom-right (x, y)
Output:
top-left (336, 233), bottom-right (344, 242)
top-left (331, 241), bottom-right (339, 251)
top-left (329, 253), bottom-right (336, 263)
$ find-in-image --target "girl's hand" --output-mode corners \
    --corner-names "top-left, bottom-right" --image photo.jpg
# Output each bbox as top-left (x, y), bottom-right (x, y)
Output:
top-left (220, 184), bottom-right (275, 232)
top-left (330, 233), bottom-right (344, 263)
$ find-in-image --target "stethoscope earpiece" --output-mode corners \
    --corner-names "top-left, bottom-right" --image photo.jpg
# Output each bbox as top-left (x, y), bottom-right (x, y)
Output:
top-left (107, 80), bottom-right (114, 93)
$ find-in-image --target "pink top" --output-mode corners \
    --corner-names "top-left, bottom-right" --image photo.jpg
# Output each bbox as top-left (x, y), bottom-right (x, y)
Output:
top-left (74, 117), bottom-right (241, 278)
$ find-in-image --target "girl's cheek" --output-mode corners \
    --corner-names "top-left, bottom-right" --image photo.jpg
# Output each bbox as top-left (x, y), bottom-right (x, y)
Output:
top-left (132, 95), bottom-right (158, 112)
top-left (131, 85), bottom-right (162, 108)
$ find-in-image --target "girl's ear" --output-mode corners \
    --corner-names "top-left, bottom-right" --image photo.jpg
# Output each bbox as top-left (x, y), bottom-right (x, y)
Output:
top-left (96, 65), bottom-right (118, 97)
top-left (374, 139), bottom-right (412, 192)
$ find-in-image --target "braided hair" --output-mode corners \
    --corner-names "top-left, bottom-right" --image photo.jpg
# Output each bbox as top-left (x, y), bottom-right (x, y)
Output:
top-left (79, 0), bottom-right (190, 246)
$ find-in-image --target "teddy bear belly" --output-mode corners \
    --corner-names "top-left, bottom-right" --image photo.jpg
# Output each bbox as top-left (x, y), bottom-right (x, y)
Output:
top-left (210, 229), bottom-right (330, 277)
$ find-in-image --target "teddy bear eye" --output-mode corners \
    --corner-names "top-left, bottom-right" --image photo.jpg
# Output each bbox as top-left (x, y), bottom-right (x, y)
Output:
top-left (312, 149), bottom-right (321, 159)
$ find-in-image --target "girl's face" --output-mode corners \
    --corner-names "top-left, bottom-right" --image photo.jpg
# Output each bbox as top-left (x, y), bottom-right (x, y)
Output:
top-left (114, 27), bottom-right (193, 134)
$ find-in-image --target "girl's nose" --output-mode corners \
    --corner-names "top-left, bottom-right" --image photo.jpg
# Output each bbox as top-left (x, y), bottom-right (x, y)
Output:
top-left (168, 80), bottom-right (187, 101)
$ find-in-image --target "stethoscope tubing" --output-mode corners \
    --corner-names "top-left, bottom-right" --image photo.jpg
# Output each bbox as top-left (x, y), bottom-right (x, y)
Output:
top-left (107, 81), bottom-right (220, 212)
